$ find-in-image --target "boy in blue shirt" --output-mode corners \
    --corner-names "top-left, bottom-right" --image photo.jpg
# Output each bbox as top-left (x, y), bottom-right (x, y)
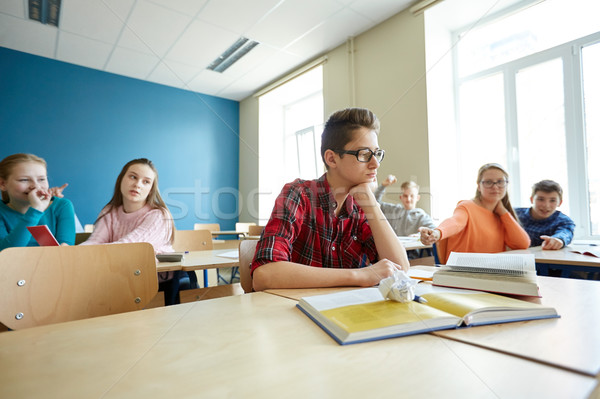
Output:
top-left (516, 180), bottom-right (575, 250)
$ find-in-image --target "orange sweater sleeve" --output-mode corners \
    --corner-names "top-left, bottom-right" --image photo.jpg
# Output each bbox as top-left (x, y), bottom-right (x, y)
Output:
top-left (436, 203), bottom-right (469, 240)
top-left (500, 212), bottom-right (531, 249)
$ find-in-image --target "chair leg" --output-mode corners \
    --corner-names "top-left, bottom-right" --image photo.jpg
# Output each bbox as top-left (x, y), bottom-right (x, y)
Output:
top-left (229, 267), bottom-right (239, 283)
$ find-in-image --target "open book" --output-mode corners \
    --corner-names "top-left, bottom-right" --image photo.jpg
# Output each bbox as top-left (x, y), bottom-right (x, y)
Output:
top-left (296, 284), bottom-right (558, 345)
top-left (569, 246), bottom-right (600, 258)
top-left (432, 252), bottom-right (540, 297)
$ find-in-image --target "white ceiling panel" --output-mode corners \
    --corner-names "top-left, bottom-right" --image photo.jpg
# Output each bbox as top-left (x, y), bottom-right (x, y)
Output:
top-left (197, 0), bottom-right (282, 34)
top-left (166, 19), bottom-right (239, 68)
top-left (160, 59), bottom-right (205, 85)
top-left (117, 1), bottom-right (192, 57)
top-left (218, 43), bottom-right (280, 79)
top-left (146, 61), bottom-right (188, 89)
top-left (146, 0), bottom-right (209, 18)
top-left (59, 0), bottom-right (132, 44)
top-left (247, 0), bottom-right (344, 48)
top-left (1, 0), bottom-right (415, 100)
top-left (56, 31), bottom-right (113, 69)
top-left (286, 8), bottom-right (372, 58)
top-left (225, 50), bottom-right (304, 95)
top-left (0, 0), bottom-right (25, 18)
top-left (349, 0), bottom-right (414, 24)
top-left (105, 47), bottom-right (160, 80)
top-left (187, 69), bottom-right (238, 96)
top-left (0, 13), bottom-right (57, 58)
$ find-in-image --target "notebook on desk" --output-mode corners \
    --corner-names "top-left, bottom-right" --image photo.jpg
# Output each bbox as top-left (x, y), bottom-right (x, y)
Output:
top-left (27, 225), bottom-right (59, 246)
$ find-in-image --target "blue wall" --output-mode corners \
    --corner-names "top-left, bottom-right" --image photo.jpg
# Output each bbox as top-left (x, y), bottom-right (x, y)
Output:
top-left (0, 47), bottom-right (239, 230)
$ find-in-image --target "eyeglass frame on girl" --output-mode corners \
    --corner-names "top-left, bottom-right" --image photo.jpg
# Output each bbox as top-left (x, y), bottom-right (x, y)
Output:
top-left (480, 179), bottom-right (508, 188)
top-left (334, 148), bottom-right (385, 163)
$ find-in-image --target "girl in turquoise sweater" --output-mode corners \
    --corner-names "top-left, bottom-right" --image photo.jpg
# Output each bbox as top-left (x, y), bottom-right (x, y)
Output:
top-left (0, 153), bottom-right (75, 249)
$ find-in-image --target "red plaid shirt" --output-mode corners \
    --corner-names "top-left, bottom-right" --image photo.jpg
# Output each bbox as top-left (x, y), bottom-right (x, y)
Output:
top-left (251, 174), bottom-right (379, 273)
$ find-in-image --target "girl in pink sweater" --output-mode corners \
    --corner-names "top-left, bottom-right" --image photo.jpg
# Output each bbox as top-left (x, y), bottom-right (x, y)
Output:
top-left (81, 158), bottom-right (180, 303)
top-left (419, 163), bottom-right (530, 263)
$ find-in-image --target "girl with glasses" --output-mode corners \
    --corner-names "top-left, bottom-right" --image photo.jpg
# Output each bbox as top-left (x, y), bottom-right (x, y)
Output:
top-left (419, 163), bottom-right (530, 264)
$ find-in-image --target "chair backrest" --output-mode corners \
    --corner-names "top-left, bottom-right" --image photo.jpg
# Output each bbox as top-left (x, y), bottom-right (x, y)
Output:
top-left (194, 223), bottom-right (220, 232)
top-left (0, 243), bottom-right (158, 330)
top-left (173, 229), bottom-right (213, 251)
top-left (75, 232), bottom-right (92, 245)
top-left (248, 225), bottom-right (264, 236)
top-left (235, 222), bottom-right (256, 233)
top-left (239, 239), bottom-right (259, 293)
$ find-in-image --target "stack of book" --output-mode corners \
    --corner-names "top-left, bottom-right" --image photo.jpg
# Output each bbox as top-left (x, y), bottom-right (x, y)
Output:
top-left (432, 252), bottom-right (540, 297)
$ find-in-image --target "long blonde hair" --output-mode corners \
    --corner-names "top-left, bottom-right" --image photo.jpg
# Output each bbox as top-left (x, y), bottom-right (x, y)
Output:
top-left (474, 163), bottom-right (518, 221)
top-left (97, 158), bottom-right (174, 242)
top-left (0, 153), bottom-right (47, 202)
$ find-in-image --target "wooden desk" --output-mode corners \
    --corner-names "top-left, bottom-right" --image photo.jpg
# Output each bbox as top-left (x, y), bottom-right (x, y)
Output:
top-left (509, 245), bottom-right (600, 276)
top-left (0, 293), bottom-right (596, 398)
top-left (267, 273), bottom-right (600, 379)
top-left (398, 236), bottom-right (432, 251)
top-left (433, 275), bottom-right (600, 377)
top-left (211, 230), bottom-right (245, 238)
top-left (157, 249), bottom-right (239, 287)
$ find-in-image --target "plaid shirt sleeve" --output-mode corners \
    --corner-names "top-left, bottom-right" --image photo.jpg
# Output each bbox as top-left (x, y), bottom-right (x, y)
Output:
top-left (251, 180), bottom-right (308, 272)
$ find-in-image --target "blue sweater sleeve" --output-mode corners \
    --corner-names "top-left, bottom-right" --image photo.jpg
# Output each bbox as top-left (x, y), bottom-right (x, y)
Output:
top-left (44, 197), bottom-right (76, 246)
top-left (0, 206), bottom-right (44, 250)
top-left (552, 213), bottom-right (576, 246)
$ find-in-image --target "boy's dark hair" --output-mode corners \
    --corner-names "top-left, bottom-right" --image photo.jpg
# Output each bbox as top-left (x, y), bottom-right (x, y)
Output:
top-left (320, 108), bottom-right (380, 169)
top-left (531, 180), bottom-right (563, 201)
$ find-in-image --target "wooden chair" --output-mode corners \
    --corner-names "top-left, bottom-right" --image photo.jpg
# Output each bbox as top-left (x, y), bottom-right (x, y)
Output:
top-left (0, 243), bottom-right (157, 330)
top-left (194, 223), bottom-right (220, 232)
top-left (173, 229), bottom-right (213, 251)
top-left (235, 222), bottom-right (256, 234)
top-left (248, 225), bottom-right (264, 237)
top-left (74, 232), bottom-right (91, 245)
top-left (172, 229), bottom-right (214, 290)
top-left (239, 239), bottom-right (259, 293)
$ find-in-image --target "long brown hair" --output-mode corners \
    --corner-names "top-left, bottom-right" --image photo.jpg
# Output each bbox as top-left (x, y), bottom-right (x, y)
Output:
top-left (474, 163), bottom-right (519, 221)
top-left (97, 158), bottom-right (174, 242)
top-left (0, 153), bottom-right (47, 202)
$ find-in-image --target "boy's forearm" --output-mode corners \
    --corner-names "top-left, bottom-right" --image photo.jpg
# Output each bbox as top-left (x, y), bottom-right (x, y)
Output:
top-left (252, 261), bottom-right (368, 291)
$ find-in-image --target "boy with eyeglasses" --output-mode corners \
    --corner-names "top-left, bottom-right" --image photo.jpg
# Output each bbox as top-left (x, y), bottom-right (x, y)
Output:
top-left (251, 108), bottom-right (409, 291)
top-left (516, 180), bottom-right (575, 250)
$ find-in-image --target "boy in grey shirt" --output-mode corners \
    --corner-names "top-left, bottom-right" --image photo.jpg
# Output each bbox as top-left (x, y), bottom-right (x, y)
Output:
top-left (374, 176), bottom-right (436, 236)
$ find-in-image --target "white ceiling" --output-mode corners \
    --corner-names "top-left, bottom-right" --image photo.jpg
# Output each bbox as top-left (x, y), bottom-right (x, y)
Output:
top-left (0, 0), bottom-right (415, 101)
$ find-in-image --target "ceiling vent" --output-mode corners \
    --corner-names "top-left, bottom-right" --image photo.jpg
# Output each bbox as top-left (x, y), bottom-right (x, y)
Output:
top-left (29, 0), bottom-right (61, 27)
top-left (207, 37), bottom-right (259, 73)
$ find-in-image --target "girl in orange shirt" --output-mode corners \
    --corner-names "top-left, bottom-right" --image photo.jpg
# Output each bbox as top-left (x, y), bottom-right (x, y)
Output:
top-left (419, 163), bottom-right (530, 263)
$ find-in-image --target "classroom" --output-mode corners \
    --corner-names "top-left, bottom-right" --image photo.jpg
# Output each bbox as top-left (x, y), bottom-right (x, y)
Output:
top-left (1, 0), bottom-right (599, 397)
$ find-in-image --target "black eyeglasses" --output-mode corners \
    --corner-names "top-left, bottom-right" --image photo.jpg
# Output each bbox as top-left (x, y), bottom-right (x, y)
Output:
top-left (480, 179), bottom-right (508, 188)
top-left (335, 148), bottom-right (385, 163)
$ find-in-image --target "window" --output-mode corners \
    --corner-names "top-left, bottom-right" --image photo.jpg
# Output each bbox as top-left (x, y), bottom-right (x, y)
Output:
top-left (258, 66), bottom-right (324, 224)
top-left (426, 0), bottom-right (600, 237)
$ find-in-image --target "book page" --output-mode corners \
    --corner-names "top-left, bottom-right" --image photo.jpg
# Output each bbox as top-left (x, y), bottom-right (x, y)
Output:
top-left (414, 283), bottom-right (545, 318)
top-left (445, 252), bottom-right (536, 276)
top-left (320, 300), bottom-right (458, 333)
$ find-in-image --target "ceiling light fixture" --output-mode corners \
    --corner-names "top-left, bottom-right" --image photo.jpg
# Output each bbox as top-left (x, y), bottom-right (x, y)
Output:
top-left (28, 0), bottom-right (61, 27)
top-left (207, 37), bottom-right (259, 73)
